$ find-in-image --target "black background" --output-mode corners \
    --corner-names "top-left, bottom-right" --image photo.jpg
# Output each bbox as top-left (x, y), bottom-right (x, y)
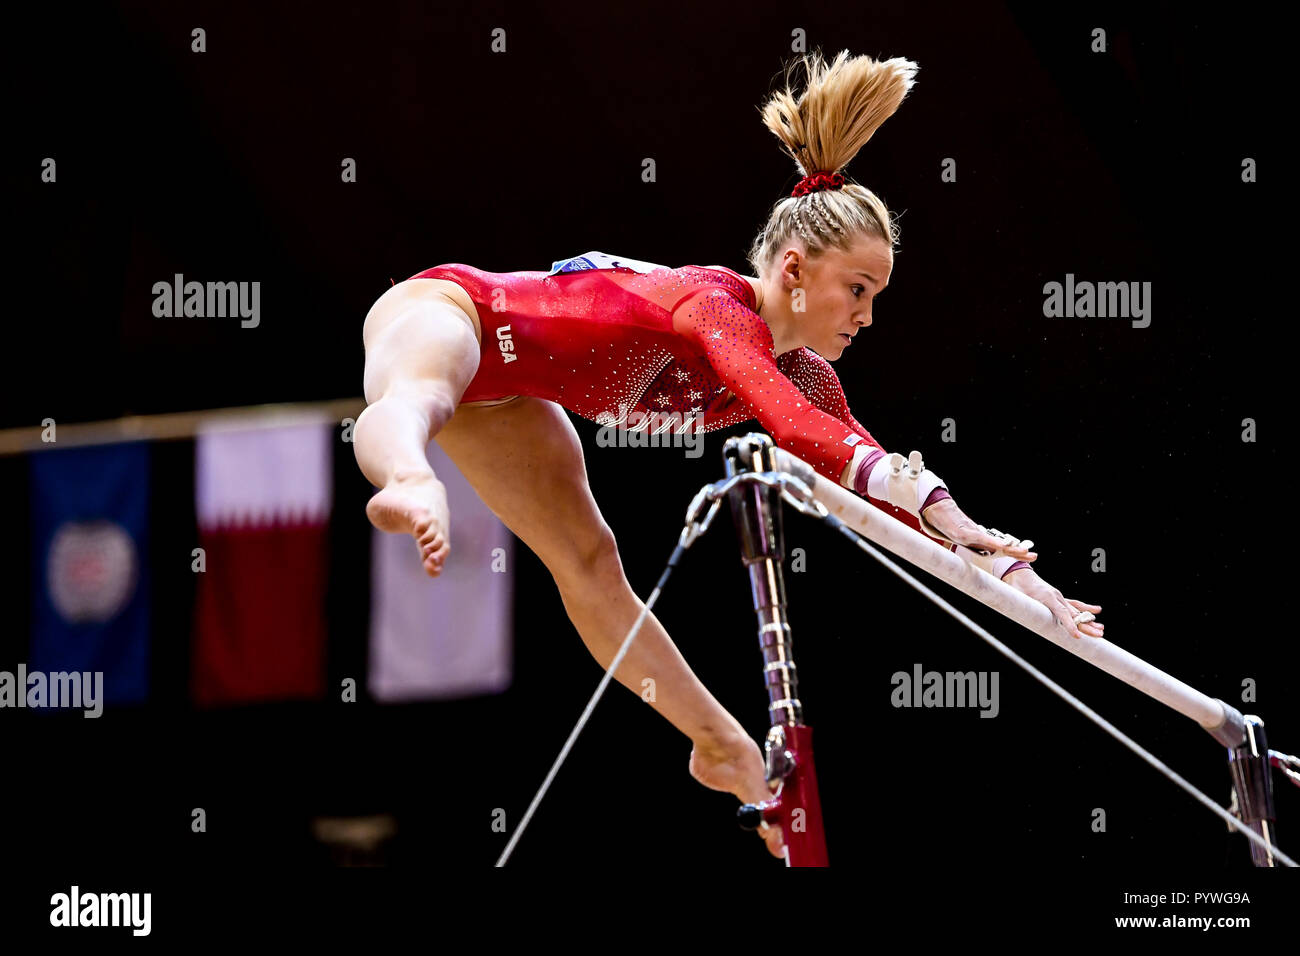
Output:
top-left (3, 0), bottom-right (1292, 935)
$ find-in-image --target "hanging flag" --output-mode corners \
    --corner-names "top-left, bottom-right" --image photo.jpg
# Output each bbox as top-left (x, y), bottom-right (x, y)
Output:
top-left (368, 440), bottom-right (512, 701)
top-left (191, 419), bottom-right (332, 707)
top-left (29, 441), bottom-right (151, 709)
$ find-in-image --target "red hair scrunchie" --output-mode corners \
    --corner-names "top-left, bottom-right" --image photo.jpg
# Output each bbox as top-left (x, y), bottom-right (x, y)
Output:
top-left (791, 170), bottom-right (846, 197)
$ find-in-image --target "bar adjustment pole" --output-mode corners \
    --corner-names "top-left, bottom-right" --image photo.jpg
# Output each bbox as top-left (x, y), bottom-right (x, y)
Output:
top-left (724, 434), bottom-right (828, 866)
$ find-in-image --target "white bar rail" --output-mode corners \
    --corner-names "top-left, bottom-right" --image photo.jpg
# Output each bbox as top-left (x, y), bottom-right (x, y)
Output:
top-left (771, 446), bottom-right (1245, 748)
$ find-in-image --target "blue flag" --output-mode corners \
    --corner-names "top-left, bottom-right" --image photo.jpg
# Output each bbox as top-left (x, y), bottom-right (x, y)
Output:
top-left (29, 442), bottom-right (151, 708)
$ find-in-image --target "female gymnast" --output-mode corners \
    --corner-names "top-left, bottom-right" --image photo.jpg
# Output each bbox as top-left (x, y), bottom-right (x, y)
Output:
top-left (353, 50), bottom-right (1104, 860)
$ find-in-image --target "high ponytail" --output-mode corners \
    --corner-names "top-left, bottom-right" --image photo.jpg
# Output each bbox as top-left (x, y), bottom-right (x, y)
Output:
top-left (747, 50), bottom-right (918, 276)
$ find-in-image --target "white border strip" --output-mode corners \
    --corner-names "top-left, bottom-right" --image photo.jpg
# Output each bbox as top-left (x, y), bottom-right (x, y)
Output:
top-left (0, 398), bottom-right (365, 456)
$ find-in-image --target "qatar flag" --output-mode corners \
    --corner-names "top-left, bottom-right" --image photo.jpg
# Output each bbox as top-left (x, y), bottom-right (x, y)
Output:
top-left (191, 419), bottom-right (332, 707)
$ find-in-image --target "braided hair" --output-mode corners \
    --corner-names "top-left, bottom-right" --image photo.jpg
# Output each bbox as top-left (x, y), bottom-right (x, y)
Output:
top-left (747, 50), bottom-right (918, 277)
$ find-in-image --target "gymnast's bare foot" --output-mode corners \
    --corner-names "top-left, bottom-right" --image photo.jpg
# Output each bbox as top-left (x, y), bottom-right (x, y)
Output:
top-left (366, 471), bottom-right (450, 576)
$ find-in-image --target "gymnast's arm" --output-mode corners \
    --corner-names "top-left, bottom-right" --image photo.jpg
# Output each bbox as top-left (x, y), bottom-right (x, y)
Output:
top-left (782, 344), bottom-right (1104, 639)
top-left (673, 287), bottom-right (894, 485)
top-left (681, 287), bottom-right (1024, 561)
top-left (671, 288), bottom-right (1020, 562)
top-left (777, 344), bottom-right (1033, 575)
top-left (675, 290), bottom-right (1101, 637)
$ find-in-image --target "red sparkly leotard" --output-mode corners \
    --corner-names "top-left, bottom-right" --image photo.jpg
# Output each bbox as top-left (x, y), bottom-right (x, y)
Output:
top-left (407, 252), bottom-right (943, 539)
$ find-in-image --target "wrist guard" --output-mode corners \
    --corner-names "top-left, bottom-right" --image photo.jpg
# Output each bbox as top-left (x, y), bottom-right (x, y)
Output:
top-left (848, 447), bottom-right (950, 541)
top-left (953, 544), bottom-right (1032, 580)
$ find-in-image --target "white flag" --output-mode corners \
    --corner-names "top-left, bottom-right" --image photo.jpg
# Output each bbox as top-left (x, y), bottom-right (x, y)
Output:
top-left (367, 440), bottom-right (513, 700)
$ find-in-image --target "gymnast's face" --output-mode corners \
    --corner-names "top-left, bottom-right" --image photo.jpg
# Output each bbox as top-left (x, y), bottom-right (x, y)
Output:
top-left (783, 234), bottom-right (892, 360)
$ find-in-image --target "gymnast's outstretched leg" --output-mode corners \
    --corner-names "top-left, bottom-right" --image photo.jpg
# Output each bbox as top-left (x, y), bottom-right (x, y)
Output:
top-left (354, 278), bottom-right (481, 576)
top-left (433, 396), bottom-right (786, 859)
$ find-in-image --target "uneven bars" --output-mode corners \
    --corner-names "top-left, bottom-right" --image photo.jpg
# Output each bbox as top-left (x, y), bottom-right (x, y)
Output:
top-left (771, 447), bottom-right (1246, 749)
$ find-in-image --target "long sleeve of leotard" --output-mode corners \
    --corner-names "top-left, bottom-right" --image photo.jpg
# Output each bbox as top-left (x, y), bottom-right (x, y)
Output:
top-left (675, 288), bottom-right (949, 544)
top-left (673, 288), bottom-right (880, 483)
top-left (781, 344), bottom-right (1029, 569)
top-left (776, 343), bottom-right (944, 540)
top-left (776, 345), bottom-right (882, 449)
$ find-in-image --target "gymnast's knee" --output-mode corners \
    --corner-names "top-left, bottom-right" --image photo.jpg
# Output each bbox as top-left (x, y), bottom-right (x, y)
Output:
top-left (357, 379), bottom-right (459, 442)
top-left (549, 522), bottom-right (627, 596)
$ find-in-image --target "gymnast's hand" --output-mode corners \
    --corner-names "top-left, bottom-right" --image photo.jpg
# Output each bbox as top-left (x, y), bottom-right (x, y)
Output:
top-left (920, 498), bottom-right (1037, 561)
top-left (1003, 567), bottom-right (1104, 640)
top-left (689, 735), bottom-right (786, 860)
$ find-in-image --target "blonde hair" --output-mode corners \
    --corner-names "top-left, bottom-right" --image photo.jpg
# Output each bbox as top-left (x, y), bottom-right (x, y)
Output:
top-left (747, 49), bottom-right (918, 277)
